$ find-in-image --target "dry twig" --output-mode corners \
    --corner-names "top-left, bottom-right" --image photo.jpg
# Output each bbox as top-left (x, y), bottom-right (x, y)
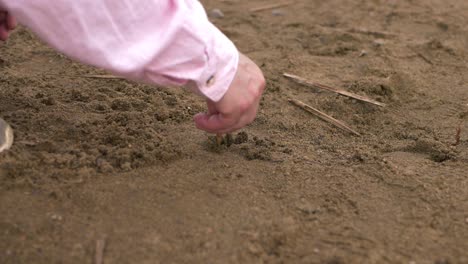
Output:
top-left (407, 46), bottom-right (434, 65)
top-left (250, 1), bottom-right (294, 12)
top-left (283, 73), bottom-right (386, 107)
top-left (289, 99), bottom-right (361, 136)
top-left (415, 52), bottom-right (434, 65)
top-left (95, 238), bottom-right (106, 264)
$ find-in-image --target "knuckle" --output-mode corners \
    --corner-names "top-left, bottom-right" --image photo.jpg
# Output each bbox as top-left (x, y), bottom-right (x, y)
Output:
top-left (252, 76), bottom-right (266, 98)
top-left (238, 101), bottom-right (251, 113)
top-left (254, 86), bottom-right (263, 98)
top-left (257, 73), bottom-right (266, 89)
top-left (250, 86), bottom-right (260, 99)
top-left (244, 114), bottom-right (256, 125)
top-left (259, 75), bottom-right (266, 89)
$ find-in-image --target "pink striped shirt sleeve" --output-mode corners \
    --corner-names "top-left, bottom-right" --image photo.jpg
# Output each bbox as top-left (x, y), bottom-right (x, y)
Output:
top-left (0, 0), bottom-right (239, 102)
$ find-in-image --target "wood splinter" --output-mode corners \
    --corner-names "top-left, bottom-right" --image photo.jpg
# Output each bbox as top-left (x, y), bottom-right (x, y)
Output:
top-left (289, 99), bottom-right (361, 136)
top-left (283, 73), bottom-right (386, 107)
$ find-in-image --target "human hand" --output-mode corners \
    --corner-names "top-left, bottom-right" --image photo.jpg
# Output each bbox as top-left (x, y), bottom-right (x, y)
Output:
top-left (0, 10), bottom-right (17, 41)
top-left (194, 53), bottom-right (265, 133)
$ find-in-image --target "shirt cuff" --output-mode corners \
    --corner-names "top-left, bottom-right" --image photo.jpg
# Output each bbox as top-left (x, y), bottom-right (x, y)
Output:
top-left (194, 24), bottom-right (239, 102)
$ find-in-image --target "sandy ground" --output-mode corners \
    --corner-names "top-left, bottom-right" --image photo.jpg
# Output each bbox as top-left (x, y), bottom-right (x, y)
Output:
top-left (1, 0), bottom-right (467, 263)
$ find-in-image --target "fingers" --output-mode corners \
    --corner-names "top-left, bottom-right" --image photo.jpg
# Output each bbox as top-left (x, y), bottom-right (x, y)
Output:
top-left (195, 98), bottom-right (243, 133)
top-left (194, 100), bottom-right (236, 133)
top-left (0, 26), bottom-right (9, 41)
top-left (194, 112), bottom-right (238, 134)
top-left (7, 14), bottom-right (17, 30)
top-left (194, 100), bottom-right (259, 134)
top-left (0, 11), bottom-right (16, 41)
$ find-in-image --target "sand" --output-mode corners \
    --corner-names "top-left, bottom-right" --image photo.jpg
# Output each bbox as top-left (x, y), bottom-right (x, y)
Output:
top-left (1, 0), bottom-right (467, 263)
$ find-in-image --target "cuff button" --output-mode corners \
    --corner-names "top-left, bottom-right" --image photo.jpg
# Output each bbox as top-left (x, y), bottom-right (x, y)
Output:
top-left (206, 75), bottom-right (216, 87)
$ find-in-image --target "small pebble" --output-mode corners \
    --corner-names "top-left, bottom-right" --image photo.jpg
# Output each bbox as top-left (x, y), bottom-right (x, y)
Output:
top-left (50, 213), bottom-right (63, 221)
top-left (271, 9), bottom-right (285, 16)
top-left (247, 243), bottom-right (261, 255)
top-left (120, 162), bottom-right (132, 171)
top-left (209, 8), bottom-right (224, 18)
top-left (359, 50), bottom-right (368, 57)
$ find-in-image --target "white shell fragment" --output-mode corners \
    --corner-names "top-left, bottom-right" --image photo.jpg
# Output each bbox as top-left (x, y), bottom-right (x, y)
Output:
top-left (0, 118), bottom-right (14, 153)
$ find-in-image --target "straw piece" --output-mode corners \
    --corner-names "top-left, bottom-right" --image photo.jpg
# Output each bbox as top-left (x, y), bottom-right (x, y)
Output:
top-left (289, 99), bottom-right (361, 136)
top-left (83, 74), bottom-right (126, 80)
top-left (216, 133), bottom-right (223, 146)
top-left (283, 73), bottom-right (386, 107)
top-left (250, 1), bottom-right (294, 12)
top-left (453, 122), bottom-right (462, 146)
top-left (95, 238), bottom-right (106, 264)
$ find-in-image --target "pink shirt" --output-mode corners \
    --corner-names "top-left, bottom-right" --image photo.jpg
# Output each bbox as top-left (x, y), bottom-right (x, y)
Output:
top-left (0, 0), bottom-right (238, 102)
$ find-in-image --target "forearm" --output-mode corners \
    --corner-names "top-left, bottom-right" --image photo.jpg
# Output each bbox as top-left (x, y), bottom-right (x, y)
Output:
top-left (0, 0), bottom-right (238, 101)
